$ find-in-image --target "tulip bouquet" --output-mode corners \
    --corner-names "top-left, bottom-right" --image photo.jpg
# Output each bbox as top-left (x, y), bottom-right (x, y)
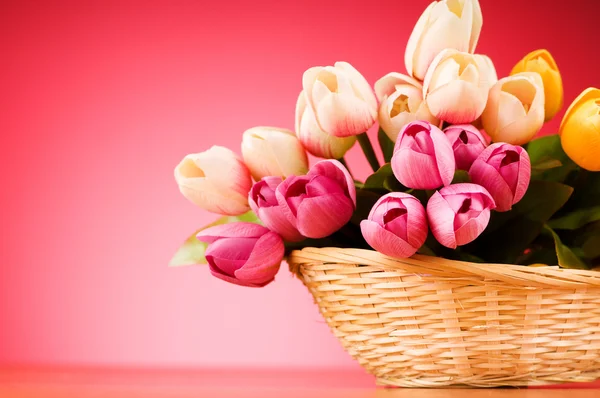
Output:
top-left (171, 0), bottom-right (600, 288)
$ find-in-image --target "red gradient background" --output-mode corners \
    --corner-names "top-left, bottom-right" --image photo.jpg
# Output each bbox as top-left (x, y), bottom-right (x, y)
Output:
top-left (1, 0), bottom-right (599, 371)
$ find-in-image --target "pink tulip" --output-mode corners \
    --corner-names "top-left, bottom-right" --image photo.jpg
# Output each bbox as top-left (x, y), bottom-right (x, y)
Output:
top-left (196, 222), bottom-right (284, 288)
top-left (360, 193), bottom-right (428, 259)
top-left (276, 160), bottom-right (356, 239)
top-left (174, 146), bottom-right (252, 216)
top-left (391, 121), bottom-right (455, 189)
top-left (444, 124), bottom-right (488, 170)
top-left (427, 183), bottom-right (495, 248)
top-left (469, 143), bottom-right (531, 212)
top-left (249, 177), bottom-right (304, 242)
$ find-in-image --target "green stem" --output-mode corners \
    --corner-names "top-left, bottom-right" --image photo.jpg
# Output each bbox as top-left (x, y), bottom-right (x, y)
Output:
top-left (357, 133), bottom-right (380, 172)
top-left (337, 156), bottom-right (354, 179)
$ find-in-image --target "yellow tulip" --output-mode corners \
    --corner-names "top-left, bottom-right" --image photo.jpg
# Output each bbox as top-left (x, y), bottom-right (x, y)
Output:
top-left (560, 88), bottom-right (600, 171)
top-left (511, 49), bottom-right (563, 122)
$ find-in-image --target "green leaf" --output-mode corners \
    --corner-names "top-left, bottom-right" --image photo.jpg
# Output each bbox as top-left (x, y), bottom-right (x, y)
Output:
top-left (544, 226), bottom-right (589, 269)
top-left (465, 180), bottom-right (573, 263)
top-left (547, 205), bottom-right (600, 230)
top-left (452, 170), bottom-right (471, 184)
top-left (531, 158), bottom-right (563, 172)
top-left (582, 235), bottom-right (600, 259)
top-left (378, 128), bottom-right (395, 163)
top-left (169, 211), bottom-right (261, 267)
top-left (363, 163), bottom-right (407, 193)
top-left (351, 189), bottom-right (382, 225)
top-left (526, 134), bottom-right (576, 182)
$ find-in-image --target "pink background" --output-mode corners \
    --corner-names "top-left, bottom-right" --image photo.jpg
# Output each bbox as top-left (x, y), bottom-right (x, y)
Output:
top-left (1, 0), bottom-right (599, 370)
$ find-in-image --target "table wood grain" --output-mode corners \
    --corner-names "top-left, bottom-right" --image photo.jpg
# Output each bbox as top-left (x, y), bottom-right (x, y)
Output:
top-left (1, 367), bottom-right (599, 398)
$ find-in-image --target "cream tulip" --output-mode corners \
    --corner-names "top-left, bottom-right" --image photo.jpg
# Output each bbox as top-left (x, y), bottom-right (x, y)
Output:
top-left (174, 146), bottom-right (252, 215)
top-left (423, 49), bottom-right (496, 124)
top-left (482, 72), bottom-right (545, 145)
top-left (241, 127), bottom-right (309, 180)
top-left (302, 61), bottom-right (378, 138)
top-left (295, 91), bottom-right (356, 159)
top-left (511, 49), bottom-right (563, 122)
top-left (405, 0), bottom-right (483, 81)
top-left (374, 72), bottom-right (440, 142)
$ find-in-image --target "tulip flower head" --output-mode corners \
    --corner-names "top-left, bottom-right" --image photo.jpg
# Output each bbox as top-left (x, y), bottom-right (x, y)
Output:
top-left (174, 146), bottom-right (253, 216)
top-left (374, 72), bottom-right (440, 142)
top-left (249, 177), bottom-right (304, 242)
top-left (361, 192), bottom-right (428, 259)
top-left (469, 143), bottom-right (531, 212)
top-left (295, 91), bottom-right (356, 159)
top-left (427, 183), bottom-right (496, 248)
top-left (196, 223), bottom-right (284, 288)
top-left (482, 72), bottom-right (545, 145)
top-left (302, 61), bottom-right (378, 137)
top-left (405, 0), bottom-right (483, 80)
top-left (511, 49), bottom-right (563, 122)
top-left (423, 49), bottom-right (497, 124)
top-left (276, 160), bottom-right (356, 239)
top-left (444, 124), bottom-right (488, 170)
top-left (560, 88), bottom-right (600, 171)
top-left (241, 126), bottom-right (309, 180)
top-left (391, 121), bottom-right (456, 190)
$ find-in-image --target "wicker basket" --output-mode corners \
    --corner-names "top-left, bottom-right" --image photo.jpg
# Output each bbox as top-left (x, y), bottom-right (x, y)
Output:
top-left (288, 247), bottom-right (600, 388)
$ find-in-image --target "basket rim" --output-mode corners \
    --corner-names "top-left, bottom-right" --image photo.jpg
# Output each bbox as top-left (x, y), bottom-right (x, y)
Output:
top-left (287, 247), bottom-right (600, 289)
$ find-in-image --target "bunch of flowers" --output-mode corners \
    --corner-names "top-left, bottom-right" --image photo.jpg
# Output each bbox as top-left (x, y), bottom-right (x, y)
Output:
top-left (171, 0), bottom-right (600, 287)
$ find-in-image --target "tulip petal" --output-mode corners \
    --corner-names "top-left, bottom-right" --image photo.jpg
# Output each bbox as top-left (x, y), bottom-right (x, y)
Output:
top-left (316, 92), bottom-right (376, 137)
top-left (430, 126), bottom-right (456, 186)
top-left (361, 220), bottom-right (419, 259)
top-left (392, 148), bottom-right (443, 189)
top-left (427, 191), bottom-right (457, 249)
top-left (209, 269), bottom-right (267, 288)
top-left (514, 149), bottom-right (531, 205)
top-left (308, 159), bottom-right (356, 206)
top-left (402, 196), bottom-right (429, 248)
top-left (234, 231), bottom-right (284, 285)
top-left (469, 149), bottom-right (518, 212)
top-left (335, 62), bottom-right (378, 112)
top-left (404, 1), bottom-right (435, 78)
top-left (296, 193), bottom-right (354, 239)
top-left (453, 210), bottom-right (490, 246)
top-left (295, 91), bottom-right (307, 134)
top-left (560, 88), bottom-right (600, 132)
top-left (175, 176), bottom-right (251, 216)
top-left (205, 237), bottom-right (255, 276)
top-left (374, 72), bottom-right (422, 102)
top-left (427, 80), bottom-right (487, 124)
top-left (298, 103), bottom-right (356, 159)
top-left (197, 222), bottom-right (269, 244)
top-left (469, 0), bottom-right (483, 53)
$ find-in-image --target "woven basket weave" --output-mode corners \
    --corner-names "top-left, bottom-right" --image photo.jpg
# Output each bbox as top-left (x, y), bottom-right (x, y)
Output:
top-left (288, 247), bottom-right (600, 388)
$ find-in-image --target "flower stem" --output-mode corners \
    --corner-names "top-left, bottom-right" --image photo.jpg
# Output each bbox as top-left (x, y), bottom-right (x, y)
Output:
top-left (357, 133), bottom-right (380, 172)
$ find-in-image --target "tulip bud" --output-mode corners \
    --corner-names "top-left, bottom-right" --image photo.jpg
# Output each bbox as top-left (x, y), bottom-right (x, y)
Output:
top-left (276, 160), bottom-right (356, 239)
top-left (482, 72), bottom-right (545, 145)
top-left (174, 146), bottom-right (252, 215)
top-left (196, 223), bottom-right (284, 288)
top-left (241, 126), bottom-right (309, 180)
top-left (427, 183), bottom-right (496, 248)
top-left (423, 49), bottom-right (496, 124)
top-left (360, 192), bottom-right (428, 259)
top-left (405, 0), bottom-right (483, 80)
top-left (249, 177), bottom-right (304, 242)
top-left (469, 143), bottom-right (531, 212)
top-left (560, 88), bottom-right (600, 172)
top-left (302, 61), bottom-right (377, 137)
top-left (374, 72), bottom-right (440, 142)
top-left (391, 121), bottom-right (455, 189)
top-left (295, 91), bottom-right (356, 159)
top-left (511, 49), bottom-right (563, 122)
top-left (444, 124), bottom-right (488, 170)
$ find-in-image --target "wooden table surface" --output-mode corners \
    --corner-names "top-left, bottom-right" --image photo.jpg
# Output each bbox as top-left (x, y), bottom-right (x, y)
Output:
top-left (1, 367), bottom-right (599, 398)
